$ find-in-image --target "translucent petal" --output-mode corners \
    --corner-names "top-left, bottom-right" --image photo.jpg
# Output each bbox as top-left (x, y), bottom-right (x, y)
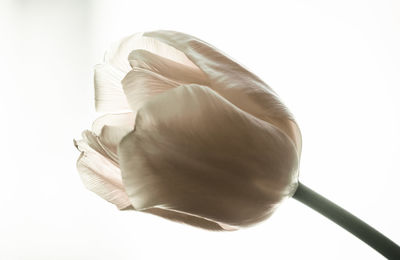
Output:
top-left (94, 32), bottom-right (197, 113)
top-left (143, 30), bottom-right (302, 154)
top-left (118, 85), bottom-right (299, 227)
top-left (98, 125), bottom-right (132, 163)
top-left (142, 207), bottom-right (226, 231)
top-left (74, 138), bottom-right (131, 209)
top-left (104, 33), bottom-right (196, 74)
top-left (74, 112), bottom-right (136, 209)
top-left (123, 49), bottom-right (210, 112)
top-left (122, 67), bottom-right (181, 111)
top-left (94, 64), bottom-right (131, 113)
top-left (128, 49), bottom-right (208, 85)
top-left (90, 112), bottom-right (136, 162)
top-left (92, 112), bottom-right (136, 136)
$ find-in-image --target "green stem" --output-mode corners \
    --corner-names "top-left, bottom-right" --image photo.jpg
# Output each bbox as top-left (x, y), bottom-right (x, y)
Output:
top-left (292, 182), bottom-right (400, 259)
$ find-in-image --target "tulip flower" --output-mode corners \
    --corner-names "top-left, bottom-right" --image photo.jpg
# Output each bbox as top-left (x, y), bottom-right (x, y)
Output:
top-left (75, 30), bottom-right (400, 258)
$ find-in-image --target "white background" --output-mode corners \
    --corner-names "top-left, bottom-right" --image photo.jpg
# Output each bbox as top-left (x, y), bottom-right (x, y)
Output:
top-left (1, 0), bottom-right (399, 259)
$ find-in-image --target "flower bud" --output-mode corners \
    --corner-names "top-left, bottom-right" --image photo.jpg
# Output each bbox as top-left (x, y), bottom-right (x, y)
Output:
top-left (75, 30), bottom-right (301, 231)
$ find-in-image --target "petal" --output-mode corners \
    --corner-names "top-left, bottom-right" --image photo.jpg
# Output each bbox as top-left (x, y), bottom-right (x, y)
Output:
top-left (95, 32), bottom-right (198, 113)
top-left (104, 33), bottom-right (197, 75)
top-left (143, 30), bottom-right (302, 154)
top-left (121, 67), bottom-right (180, 111)
top-left (121, 205), bottom-right (232, 231)
top-left (92, 112), bottom-right (136, 136)
top-left (128, 49), bottom-right (208, 85)
top-left (118, 84), bottom-right (299, 228)
top-left (91, 112), bottom-right (136, 163)
top-left (142, 207), bottom-right (225, 231)
top-left (75, 133), bottom-right (231, 230)
top-left (123, 49), bottom-right (210, 112)
top-left (98, 125), bottom-right (132, 162)
top-left (80, 130), bottom-right (114, 164)
top-left (94, 64), bottom-right (131, 113)
top-left (74, 138), bottom-right (131, 209)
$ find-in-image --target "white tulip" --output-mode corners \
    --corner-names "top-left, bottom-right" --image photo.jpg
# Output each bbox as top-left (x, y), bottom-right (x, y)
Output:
top-left (74, 30), bottom-right (302, 231)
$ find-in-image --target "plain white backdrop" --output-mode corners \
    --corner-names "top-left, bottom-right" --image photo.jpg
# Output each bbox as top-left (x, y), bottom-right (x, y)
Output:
top-left (1, 0), bottom-right (399, 259)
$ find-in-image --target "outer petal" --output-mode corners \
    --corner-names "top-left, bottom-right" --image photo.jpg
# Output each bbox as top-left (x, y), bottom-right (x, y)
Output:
top-left (128, 49), bottom-right (208, 85)
top-left (74, 138), bottom-right (131, 209)
top-left (97, 125), bottom-right (132, 163)
top-left (143, 30), bottom-right (302, 155)
top-left (79, 130), bottom-right (109, 161)
top-left (142, 207), bottom-right (228, 231)
top-left (118, 85), bottom-right (299, 228)
top-left (94, 64), bottom-right (131, 113)
top-left (104, 33), bottom-right (196, 74)
top-left (84, 112), bottom-right (233, 230)
top-left (122, 68), bottom-right (181, 111)
top-left (122, 49), bottom-right (209, 112)
top-left (74, 113), bottom-right (136, 209)
top-left (94, 32), bottom-right (198, 113)
top-left (92, 112), bottom-right (136, 136)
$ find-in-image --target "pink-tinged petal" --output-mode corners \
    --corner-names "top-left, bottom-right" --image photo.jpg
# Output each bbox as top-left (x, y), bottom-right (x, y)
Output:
top-left (94, 64), bottom-right (131, 113)
top-left (143, 30), bottom-right (302, 155)
top-left (117, 199), bottom-right (227, 231)
top-left (104, 32), bottom-right (197, 75)
top-left (98, 125), bottom-right (132, 163)
top-left (92, 112), bottom-right (136, 136)
top-left (142, 207), bottom-right (225, 231)
top-left (76, 129), bottom-right (225, 230)
top-left (79, 130), bottom-right (113, 164)
top-left (128, 49), bottom-right (208, 85)
top-left (74, 138), bottom-right (131, 210)
top-left (90, 112), bottom-right (136, 163)
top-left (121, 67), bottom-right (181, 111)
top-left (95, 32), bottom-right (198, 113)
top-left (123, 49), bottom-right (210, 112)
top-left (118, 85), bottom-right (299, 228)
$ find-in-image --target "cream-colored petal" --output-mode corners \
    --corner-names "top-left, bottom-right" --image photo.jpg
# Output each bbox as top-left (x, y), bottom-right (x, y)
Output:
top-left (121, 67), bottom-right (180, 111)
top-left (74, 138), bottom-right (131, 210)
top-left (142, 207), bottom-right (225, 231)
top-left (216, 222), bottom-right (239, 231)
top-left (123, 49), bottom-right (210, 112)
top-left (95, 32), bottom-right (199, 113)
top-left (104, 32), bottom-right (197, 75)
top-left (94, 64), bottom-right (131, 113)
top-left (143, 30), bottom-right (302, 155)
top-left (128, 49), bottom-right (208, 85)
top-left (92, 112), bottom-right (136, 136)
top-left (79, 130), bottom-right (113, 164)
top-left (118, 84), bottom-right (299, 228)
top-left (118, 201), bottom-right (227, 231)
top-left (90, 112), bottom-right (136, 163)
top-left (98, 125), bottom-right (132, 163)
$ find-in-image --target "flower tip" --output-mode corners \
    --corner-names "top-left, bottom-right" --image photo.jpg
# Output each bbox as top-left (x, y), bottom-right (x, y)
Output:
top-left (73, 139), bottom-right (79, 150)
